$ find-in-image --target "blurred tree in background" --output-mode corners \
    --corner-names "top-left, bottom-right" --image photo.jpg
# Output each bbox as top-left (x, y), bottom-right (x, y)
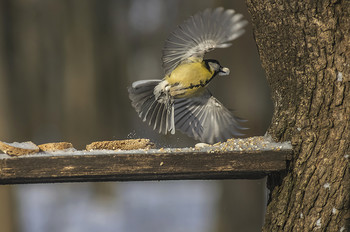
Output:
top-left (0, 0), bottom-right (272, 231)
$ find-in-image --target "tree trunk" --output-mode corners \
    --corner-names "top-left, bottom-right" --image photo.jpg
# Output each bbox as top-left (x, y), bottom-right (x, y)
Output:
top-left (246, 0), bottom-right (350, 231)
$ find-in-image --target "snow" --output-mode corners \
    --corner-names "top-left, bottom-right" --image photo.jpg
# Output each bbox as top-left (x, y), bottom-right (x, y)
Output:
top-left (315, 218), bottom-right (321, 228)
top-left (332, 207), bottom-right (338, 215)
top-left (323, 183), bottom-right (331, 189)
top-left (195, 143), bottom-right (210, 148)
top-left (3, 141), bottom-right (38, 149)
top-left (337, 72), bottom-right (343, 82)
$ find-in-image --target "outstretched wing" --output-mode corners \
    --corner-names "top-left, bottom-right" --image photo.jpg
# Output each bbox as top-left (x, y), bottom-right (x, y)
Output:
top-left (173, 90), bottom-right (246, 144)
top-left (162, 7), bottom-right (248, 75)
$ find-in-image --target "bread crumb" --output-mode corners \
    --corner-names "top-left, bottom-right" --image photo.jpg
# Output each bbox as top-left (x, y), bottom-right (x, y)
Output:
top-left (39, 142), bottom-right (74, 152)
top-left (0, 141), bottom-right (39, 156)
top-left (195, 143), bottom-right (210, 149)
top-left (86, 139), bottom-right (155, 151)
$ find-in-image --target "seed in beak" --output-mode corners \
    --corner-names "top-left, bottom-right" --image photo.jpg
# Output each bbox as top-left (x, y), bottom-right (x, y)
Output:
top-left (219, 67), bottom-right (230, 76)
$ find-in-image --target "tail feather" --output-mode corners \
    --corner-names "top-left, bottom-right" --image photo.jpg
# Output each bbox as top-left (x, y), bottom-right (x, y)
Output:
top-left (128, 80), bottom-right (175, 135)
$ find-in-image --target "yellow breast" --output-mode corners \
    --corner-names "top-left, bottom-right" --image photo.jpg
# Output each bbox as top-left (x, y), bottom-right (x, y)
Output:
top-left (165, 61), bottom-right (214, 98)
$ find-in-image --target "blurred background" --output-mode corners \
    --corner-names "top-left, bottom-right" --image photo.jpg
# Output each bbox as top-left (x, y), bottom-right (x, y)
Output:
top-left (0, 0), bottom-right (272, 231)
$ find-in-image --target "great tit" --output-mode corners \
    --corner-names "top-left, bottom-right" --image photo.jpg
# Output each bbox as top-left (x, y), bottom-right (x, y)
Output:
top-left (128, 7), bottom-right (248, 144)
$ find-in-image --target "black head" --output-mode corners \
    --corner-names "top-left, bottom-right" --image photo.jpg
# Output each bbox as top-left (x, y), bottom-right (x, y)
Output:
top-left (204, 59), bottom-right (230, 76)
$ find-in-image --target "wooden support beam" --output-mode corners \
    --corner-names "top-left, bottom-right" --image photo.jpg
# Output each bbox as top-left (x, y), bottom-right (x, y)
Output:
top-left (0, 148), bottom-right (292, 185)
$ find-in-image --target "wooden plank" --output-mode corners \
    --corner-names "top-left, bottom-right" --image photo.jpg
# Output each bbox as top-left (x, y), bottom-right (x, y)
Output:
top-left (0, 149), bottom-right (292, 184)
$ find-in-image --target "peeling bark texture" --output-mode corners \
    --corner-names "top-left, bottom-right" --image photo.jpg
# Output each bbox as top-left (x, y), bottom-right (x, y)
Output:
top-left (246, 0), bottom-right (350, 231)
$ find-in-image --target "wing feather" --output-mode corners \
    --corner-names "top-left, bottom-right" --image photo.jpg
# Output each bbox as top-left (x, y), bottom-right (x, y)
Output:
top-left (173, 90), bottom-right (245, 144)
top-left (162, 7), bottom-right (248, 75)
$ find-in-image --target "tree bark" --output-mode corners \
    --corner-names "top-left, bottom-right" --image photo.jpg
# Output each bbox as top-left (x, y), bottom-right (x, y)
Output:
top-left (246, 0), bottom-right (350, 231)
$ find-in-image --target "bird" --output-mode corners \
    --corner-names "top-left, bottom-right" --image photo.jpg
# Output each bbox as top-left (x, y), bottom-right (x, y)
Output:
top-left (128, 7), bottom-right (248, 144)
